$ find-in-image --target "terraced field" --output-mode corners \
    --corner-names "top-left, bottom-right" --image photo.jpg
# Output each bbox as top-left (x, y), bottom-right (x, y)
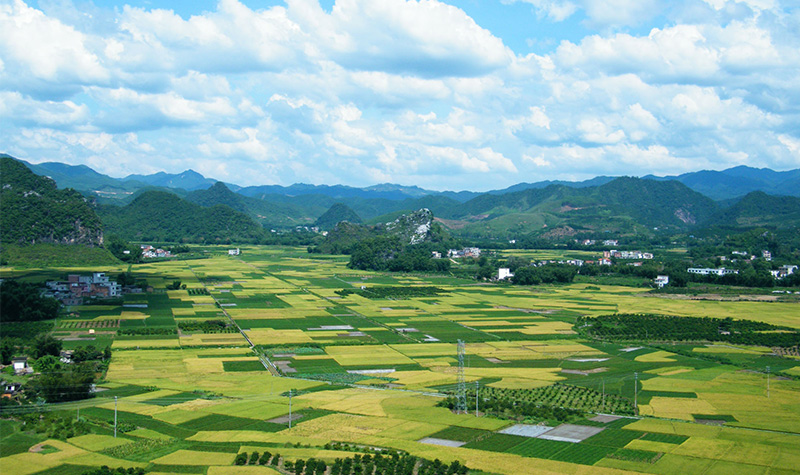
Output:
top-left (2, 245), bottom-right (800, 474)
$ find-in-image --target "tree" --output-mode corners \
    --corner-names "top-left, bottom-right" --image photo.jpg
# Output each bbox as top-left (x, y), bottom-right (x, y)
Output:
top-left (33, 355), bottom-right (62, 373)
top-left (0, 280), bottom-right (60, 322)
top-left (33, 333), bottom-right (62, 359)
top-left (105, 235), bottom-right (142, 262)
top-left (32, 362), bottom-right (96, 402)
top-left (0, 339), bottom-right (14, 365)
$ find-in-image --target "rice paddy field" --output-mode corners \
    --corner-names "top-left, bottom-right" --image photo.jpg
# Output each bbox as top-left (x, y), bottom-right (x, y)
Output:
top-left (2, 245), bottom-right (800, 474)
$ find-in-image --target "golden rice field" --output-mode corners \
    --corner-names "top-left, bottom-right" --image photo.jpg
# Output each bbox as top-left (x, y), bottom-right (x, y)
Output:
top-left (2, 245), bottom-right (800, 475)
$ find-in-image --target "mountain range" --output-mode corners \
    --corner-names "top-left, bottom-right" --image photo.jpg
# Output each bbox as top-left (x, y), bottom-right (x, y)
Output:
top-left (14, 154), bottom-right (800, 204)
top-left (4, 154), bottom-right (800, 242)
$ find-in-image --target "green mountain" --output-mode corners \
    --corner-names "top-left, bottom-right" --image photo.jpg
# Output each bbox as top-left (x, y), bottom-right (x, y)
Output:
top-left (436, 177), bottom-right (719, 239)
top-left (122, 169), bottom-right (218, 191)
top-left (644, 166), bottom-right (800, 200)
top-left (187, 182), bottom-right (248, 212)
top-left (317, 208), bottom-right (448, 254)
top-left (314, 203), bottom-right (363, 230)
top-left (186, 182), bottom-right (317, 228)
top-left (0, 155), bottom-right (104, 246)
top-left (707, 191), bottom-right (800, 228)
top-left (98, 190), bottom-right (265, 243)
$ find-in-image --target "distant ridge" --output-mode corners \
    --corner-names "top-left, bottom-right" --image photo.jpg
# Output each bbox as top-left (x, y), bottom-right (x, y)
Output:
top-left (643, 166), bottom-right (800, 200)
top-left (12, 153), bottom-right (800, 203)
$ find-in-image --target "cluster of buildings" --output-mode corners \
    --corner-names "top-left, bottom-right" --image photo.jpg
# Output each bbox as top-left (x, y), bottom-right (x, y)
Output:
top-left (604, 250), bottom-right (654, 260)
top-left (445, 247), bottom-right (482, 258)
top-left (577, 239), bottom-right (620, 247)
top-left (140, 245), bottom-right (172, 259)
top-left (771, 265), bottom-right (798, 280)
top-left (44, 272), bottom-right (123, 305)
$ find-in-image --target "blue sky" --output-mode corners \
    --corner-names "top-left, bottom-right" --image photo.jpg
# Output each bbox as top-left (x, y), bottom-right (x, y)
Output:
top-left (2, 0), bottom-right (799, 191)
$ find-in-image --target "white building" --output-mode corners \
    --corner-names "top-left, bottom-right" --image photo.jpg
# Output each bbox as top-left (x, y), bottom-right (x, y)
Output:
top-left (12, 357), bottom-right (30, 374)
top-left (687, 267), bottom-right (739, 276)
top-left (228, 248), bottom-right (241, 256)
top-left (771, 265), bottom-right (798, 279)
top-left (498, 268), bottom-right (514, 280)
top-left (654, 275), bottom-right (670, 288)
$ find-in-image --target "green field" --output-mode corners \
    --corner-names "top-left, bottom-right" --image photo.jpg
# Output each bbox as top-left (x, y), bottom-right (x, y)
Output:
top-left (2, 245), bottom-right (799, 474)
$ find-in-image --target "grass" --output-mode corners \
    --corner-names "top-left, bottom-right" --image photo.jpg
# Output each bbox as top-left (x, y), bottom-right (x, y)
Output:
top-left (425, 426), bottom-right (491, 443)
top-left (178, 415), bottom-right (284, 433)
top-left (223, 360), bottom-right (267, 372)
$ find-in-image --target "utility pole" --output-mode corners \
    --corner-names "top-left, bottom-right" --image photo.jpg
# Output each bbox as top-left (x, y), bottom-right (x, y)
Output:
top-left (475, 381), bottom-right (479, 417)
top-left (633, 372), bottom-right (638, 414)
top-left (288, 389), bottom-right (293, 429)
top-left (602, 379), bottom-right (605, 413)
top-left (114, 396), bottom-right (118, 438)
top-left (77, 407), bottom-right (80, 422)
top-left (766, 366), bottom-right (770, 399)
top-left (456, 340), bottom-right (467, 414)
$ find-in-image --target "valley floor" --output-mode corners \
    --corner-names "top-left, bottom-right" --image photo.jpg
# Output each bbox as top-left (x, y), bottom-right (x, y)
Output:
top-left (2, 246), bottom-right (799, 475)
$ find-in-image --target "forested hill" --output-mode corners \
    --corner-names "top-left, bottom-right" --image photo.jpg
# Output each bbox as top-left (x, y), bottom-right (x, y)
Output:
top-left (316, 208), bottom-right (450, 254)
top-left (186, 181), bottom-right (248, 212)
top-left (707, 191), bottom-right (800, 229)
top-left (98, 190), bottom-right (265, 243)
top-left (433, 176), bottom-right (720, 238)
top-left (314, 203), bottom-right (363, 230)
top-left (0, 155), bottom-right (104, 246)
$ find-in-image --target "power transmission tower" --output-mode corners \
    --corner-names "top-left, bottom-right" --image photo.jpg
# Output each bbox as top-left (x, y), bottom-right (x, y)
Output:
top-left (456, 340), bottom-right (467, 414)
top-left (475, 381), bottom-right (479, 417)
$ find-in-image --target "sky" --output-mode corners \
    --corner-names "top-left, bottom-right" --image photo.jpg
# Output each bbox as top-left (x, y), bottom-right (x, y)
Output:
top-left (1, 0), bottom-right (799, 191)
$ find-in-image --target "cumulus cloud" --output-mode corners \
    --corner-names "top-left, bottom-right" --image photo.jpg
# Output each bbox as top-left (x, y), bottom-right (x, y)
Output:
top-left (1, 0), bottom-right (798, 189)
top-left (294, 0), bottom-right (514, 77)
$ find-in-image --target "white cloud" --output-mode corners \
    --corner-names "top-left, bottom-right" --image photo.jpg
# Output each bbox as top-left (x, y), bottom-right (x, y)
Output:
top-left (577, 118), bottom-right (626, 144)
top-left (1, 0), bottom-right (799, 189)
top-left (580, 0), bottom-right (661, 28)
top-left (0, 0), bottom-right (107, 88)
top-left (502, 0), bottom-right (579, 22)
top-left (291, 0), bottom-right (513, 77)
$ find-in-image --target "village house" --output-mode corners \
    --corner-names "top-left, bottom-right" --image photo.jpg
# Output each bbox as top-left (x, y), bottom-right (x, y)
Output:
top-left (2, 381), bottom-right (22, 397)
top-left (45, 272), bottom-right (122, 304)
top-left (228, 248), bottom-right (241, 256)
top-left (654, 275), bottom-right (670, 288)
top-left (498, 268), bottom-right (514, 280)
top-left (771, 265), bottom-right (798, 279)
top-left (687, 267), bottom-right (739, 276)
top-left (12, 357), bottom-right (31, 375)
top-left (448, 247), bottom-right (481, 258)
top-left (141, 245), bottom-right (172, 258)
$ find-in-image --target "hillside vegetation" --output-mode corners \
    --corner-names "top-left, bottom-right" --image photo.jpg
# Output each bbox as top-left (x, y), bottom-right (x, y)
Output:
top-left (0, 156), bottom-right (104, 246)
top-left (98, 190), bottom-right (265, 243)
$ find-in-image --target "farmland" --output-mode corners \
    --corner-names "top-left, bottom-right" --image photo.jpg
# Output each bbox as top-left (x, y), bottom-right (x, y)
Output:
top-left (2, 245), bottom-right (800, 474)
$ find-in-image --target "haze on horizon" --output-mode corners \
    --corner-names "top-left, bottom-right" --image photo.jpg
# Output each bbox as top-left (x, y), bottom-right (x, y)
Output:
top-left (1, 0), bottom-right (799, 192)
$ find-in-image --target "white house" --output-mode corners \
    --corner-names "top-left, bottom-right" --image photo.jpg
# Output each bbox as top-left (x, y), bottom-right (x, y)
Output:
top-left (12, 357), bottom-right (29, 374)
top-left (228, 248), bottom-right (241, 256)
top-left (688, 267), bottom-right (739, 276)
top-left (498, 268), bottom-right (514, 280)
top-left (654, 275), bottom-right (670, 288)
